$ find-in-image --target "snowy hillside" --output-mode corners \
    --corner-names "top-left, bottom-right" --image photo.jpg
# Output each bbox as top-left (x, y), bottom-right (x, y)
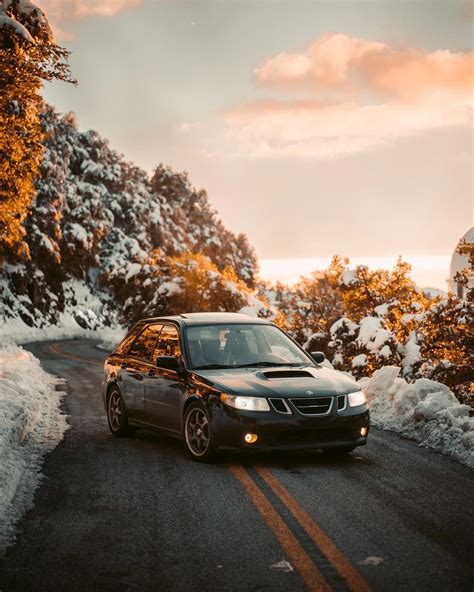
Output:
top-left (0, 105), bottom-right (260, 337)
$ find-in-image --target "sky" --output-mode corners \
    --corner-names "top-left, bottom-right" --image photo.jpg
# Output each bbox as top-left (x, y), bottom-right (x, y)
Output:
top-left (41, 0), bottom-right (473, 287)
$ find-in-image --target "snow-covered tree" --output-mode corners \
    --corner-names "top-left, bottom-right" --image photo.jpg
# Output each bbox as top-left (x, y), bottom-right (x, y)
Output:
top-left (150, 165), bottom-right (258, 287)
top-left (414, 295), bottom-right (473, 403)
top-left (0, 105), bottom-right (262, 330)
top-left (0, 0), bottom-right (74, 258)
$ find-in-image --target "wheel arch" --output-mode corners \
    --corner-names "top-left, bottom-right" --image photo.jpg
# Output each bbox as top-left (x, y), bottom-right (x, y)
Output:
top-left (183, 395), bottom-right (202, 416)
top-left (105, 381), bottom-right (121, 404)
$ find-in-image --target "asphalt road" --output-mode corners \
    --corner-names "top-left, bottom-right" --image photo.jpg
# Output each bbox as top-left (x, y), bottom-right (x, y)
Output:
top-left (0, 339), bottom-right (473, 592)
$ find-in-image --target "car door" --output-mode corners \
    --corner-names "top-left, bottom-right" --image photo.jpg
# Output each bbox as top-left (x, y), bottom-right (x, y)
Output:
top-left (120, 324), bottom-right (162, 421)
top-left (144, 323), bottom-right (185, 433)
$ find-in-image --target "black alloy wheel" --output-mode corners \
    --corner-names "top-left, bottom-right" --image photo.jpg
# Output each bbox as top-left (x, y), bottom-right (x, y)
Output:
top-left (107, 387), bottom-right (133, 437)
top-left (184, 402), bottom-right (215, 462)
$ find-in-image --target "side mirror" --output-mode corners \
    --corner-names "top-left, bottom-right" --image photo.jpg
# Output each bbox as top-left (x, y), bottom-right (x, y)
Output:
top-left (310, 351), bottom-right (325, 364)
top-left (155, 355), bottom-right (183, 373)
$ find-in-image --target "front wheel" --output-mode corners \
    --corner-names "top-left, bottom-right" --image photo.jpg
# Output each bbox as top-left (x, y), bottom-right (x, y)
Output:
top-left (107, 387), bottom-right (133, 437)
top-left (183, 402), bottom-right (215, 462)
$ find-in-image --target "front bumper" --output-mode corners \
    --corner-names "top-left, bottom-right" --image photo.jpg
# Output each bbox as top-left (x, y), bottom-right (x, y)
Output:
top-left (210, 399), bottom-right (370, 451)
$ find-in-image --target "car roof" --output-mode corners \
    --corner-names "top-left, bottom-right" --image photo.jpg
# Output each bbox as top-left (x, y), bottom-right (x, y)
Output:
top-left (139, 312), bottom-right (271, 327)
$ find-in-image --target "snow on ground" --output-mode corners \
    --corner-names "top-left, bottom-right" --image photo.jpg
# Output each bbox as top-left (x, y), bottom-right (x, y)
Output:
top-left (360, 367), bottom-right (474, 468)
top-left (0, 344), bottom-right (68, 552)
top-left (0, 315), bottom-right (125, 349)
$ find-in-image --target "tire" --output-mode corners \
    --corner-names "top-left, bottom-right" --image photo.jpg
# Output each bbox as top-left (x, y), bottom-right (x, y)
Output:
top-left (107, 387), bottom-right (133, 437)
top-left (183, 401), bottom-right (215, 462)
top-left (322, 445), bottom-right (356, 455)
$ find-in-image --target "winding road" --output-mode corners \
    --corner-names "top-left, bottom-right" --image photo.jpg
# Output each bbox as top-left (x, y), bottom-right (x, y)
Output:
top-left (0, 339), bottom-right (472, 591)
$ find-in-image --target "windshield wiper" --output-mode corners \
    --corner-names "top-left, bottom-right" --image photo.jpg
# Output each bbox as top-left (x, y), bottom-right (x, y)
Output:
top-left (234, 362), bottom-right (304, 368)
top-left (192, 364), bottom-right (232, 370)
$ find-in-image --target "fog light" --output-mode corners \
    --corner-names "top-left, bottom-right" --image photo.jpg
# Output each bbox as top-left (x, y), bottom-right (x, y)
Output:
top-left (244, 433), bottom-right (258, 444)
top-left (360, 427), bottom-right (368, 437)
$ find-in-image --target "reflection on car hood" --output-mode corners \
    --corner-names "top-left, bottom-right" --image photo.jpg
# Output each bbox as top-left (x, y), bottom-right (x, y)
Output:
top-left (193, 365), bottom-right (359, 397)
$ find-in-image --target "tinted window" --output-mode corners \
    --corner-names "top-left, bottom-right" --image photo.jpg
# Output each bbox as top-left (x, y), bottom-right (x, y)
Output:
top-left (186, 324), bottom-right (312, 368)
top-left (128, 325), bottom-right (162, 361)
top-left (154, 324), bottom-right (181, 359)
top-left (115, 325), bottom-right (142, 355)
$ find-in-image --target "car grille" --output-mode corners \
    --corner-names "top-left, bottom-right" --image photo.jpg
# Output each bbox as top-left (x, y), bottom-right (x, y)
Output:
top-left (290, 397), bottom-right (333, 415)
top-left (337, 395), bottom-right (346, 411)
top-left (269, 398), bottom-right (292, 414)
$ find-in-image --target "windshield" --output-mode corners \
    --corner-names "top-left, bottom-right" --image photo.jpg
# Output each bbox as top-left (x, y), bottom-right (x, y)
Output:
top-left (185, 323), bottom-right (313, 369)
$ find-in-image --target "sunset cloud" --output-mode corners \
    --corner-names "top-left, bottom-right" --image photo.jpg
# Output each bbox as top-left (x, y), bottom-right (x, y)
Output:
top-left (41, 0), bottom-right (143, 19)
top-left (254, 33), bottom-right (474, 103)
top-left (39, 0), bottom-right (143, 39)
top-left (221, 34), bottom-right (474, 159)
top-left (223, 99), bottom-right (471, 159)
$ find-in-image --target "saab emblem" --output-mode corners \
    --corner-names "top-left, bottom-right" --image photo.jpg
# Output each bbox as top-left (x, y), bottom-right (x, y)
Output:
top-left (305, 390), bottom-right (314, 395)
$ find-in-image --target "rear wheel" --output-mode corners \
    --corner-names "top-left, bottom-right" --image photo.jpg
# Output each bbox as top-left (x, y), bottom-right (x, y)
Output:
top-left (184, 402), bottom-right (215, 462)
top-left (107, 387), bottom-right (133, 437)
top-left (322, 445), bottom-right (356, 455)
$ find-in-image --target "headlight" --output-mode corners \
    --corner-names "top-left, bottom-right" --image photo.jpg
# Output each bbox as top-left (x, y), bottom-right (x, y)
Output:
top-left (348, 390), bottom-right (367, 407)
top-left (220, 394), bottom-right (270, 412)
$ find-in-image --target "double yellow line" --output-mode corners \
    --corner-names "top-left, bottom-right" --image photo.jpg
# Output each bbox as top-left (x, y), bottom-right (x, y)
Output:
top-left (230, 465), bottom-right (371, 592)
top-left (49, 343), bottom-right (104, 367)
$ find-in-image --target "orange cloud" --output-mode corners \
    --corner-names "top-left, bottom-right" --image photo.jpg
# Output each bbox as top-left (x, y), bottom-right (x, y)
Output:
top-left (40, 0), bottom-right (143, 18)
top-left (38, 0), bottom-right (143, 39)
top-left (223, 99), bottom-right (471, 158)
top-left (219, 34), bottom-right (474, 158)
top-left (255, 33), bottom-right (474, 103)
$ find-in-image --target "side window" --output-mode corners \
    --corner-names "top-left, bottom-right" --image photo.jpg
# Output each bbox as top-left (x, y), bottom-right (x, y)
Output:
top-left (128, 325), bottom-right (162, 361)
top-left (115, 329), bottom-right (137, 356)
top-left (154, 324), bottom-right (181, 359)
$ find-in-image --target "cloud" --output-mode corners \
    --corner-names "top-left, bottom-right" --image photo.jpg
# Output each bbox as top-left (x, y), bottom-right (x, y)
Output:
top-left (222, 34), bottom-right (474, 159)
top-left (254, 33), bottom-right (474, 102)
top-left (39, 0), bottom-right (143, 39)
top-left (41, 0), bottom-right (143, 18)
top-left (223, 99), bottom-right (471, 159)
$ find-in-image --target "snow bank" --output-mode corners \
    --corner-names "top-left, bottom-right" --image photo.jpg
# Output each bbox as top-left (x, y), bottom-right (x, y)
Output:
top-left (0, 344), bottom-right (68, 551)
top-left (0, 315), bottom-right (126, 351)
top-left (359, 367), bottom-right (473, 468)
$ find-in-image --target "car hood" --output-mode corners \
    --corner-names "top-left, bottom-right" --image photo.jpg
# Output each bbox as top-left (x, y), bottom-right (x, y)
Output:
top-left (192, 365), bottom-right (359, 398)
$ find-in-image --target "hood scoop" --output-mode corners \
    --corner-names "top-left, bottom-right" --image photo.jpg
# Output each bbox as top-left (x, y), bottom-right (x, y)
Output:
top-left (263, 370), bottom-right (314, 379)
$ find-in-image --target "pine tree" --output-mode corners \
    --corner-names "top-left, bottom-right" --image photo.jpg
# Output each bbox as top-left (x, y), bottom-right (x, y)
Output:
top-left (0, 0), bottom-right (74, 259)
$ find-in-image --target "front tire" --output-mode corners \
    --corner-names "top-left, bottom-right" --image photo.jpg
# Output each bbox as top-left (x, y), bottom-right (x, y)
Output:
top-left (107, 387), bottom-right (133, 437)
top-left (183, 402), bottom-right (215, 462)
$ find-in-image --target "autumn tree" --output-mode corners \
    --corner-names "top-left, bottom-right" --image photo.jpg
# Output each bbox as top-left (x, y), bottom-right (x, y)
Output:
top-left (414, 295), bottom-right (473, 403)
top-left (0, 0), bottom-right (74, 259)
top-left (275, 256), bottom-right (347, 345)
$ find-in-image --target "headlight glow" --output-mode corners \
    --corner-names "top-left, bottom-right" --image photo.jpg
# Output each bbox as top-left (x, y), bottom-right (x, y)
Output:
top-left (348, 390), bottom-right (367, 407)
top-left (220, 394), bottom-right (270, 412)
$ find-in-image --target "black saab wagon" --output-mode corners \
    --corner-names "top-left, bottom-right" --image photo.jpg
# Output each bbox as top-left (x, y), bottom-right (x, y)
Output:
top-left (102, 312), bottom-right (370, 461)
